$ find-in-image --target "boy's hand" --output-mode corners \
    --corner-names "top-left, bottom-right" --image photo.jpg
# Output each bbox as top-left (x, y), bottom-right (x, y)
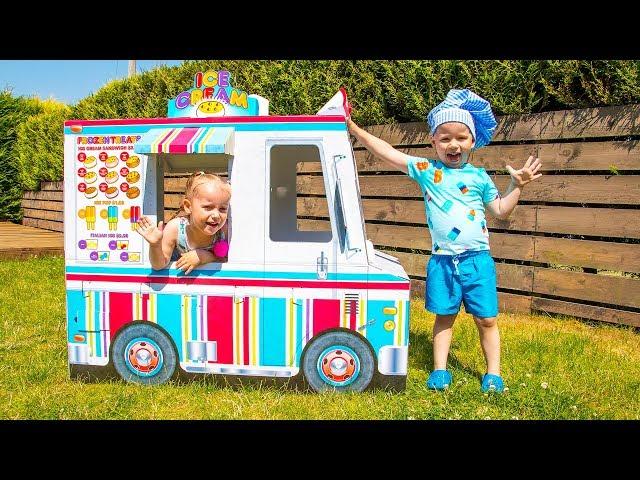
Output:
top-left (175, 250), bottom-right (205, 275)
top-left (506, 156), bottom-right (542, 187)
top-left (136, 216), bottom-right (164, 246)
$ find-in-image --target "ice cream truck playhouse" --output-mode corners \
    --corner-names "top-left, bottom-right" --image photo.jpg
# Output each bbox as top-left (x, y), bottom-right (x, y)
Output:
top-left (63, 70), bottom-right (410, 392)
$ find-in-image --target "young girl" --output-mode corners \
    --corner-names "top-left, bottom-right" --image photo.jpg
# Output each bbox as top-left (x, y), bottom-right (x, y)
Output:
top-left (136, 171), bottom-right (231, 274)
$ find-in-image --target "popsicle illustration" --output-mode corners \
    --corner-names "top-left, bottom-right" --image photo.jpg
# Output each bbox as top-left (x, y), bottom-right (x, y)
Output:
top-left (108, 206), bottom-right (118, 231)
top-left (130, 206), bottom-right (140, 230)
top-left (85, 206), bottom-right (96, 230)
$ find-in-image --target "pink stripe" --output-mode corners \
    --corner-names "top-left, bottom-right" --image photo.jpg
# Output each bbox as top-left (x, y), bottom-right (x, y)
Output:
top-left (65, 115), bottom-right (345, 127)
top-left (156, 129), bottom-right (176, 153)
top-left (168, 127), bottom-right (200, 153)
top-left (349, 300), bottom-right (357, 331)
top-left (109, 292), bottom-right (132, 339)
top-left (142, 293), bottom-right (148, 321)
top-left (66, 274), bottom-right (409, 290)
top-left (313, 299), bottom-right (340, 335)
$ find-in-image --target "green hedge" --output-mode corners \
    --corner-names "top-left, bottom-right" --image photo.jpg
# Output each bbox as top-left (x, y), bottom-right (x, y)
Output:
top-left (6, 60), bottom-right (640, 218)
top-left (15, 101), bottom-right (71, 191)
top-left (71, 60), bottom-right (640, 125)
top-left (0, 91), bottom-right (44, 221)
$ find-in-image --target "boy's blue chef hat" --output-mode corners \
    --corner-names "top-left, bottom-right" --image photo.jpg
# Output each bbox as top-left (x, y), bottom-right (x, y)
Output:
top-left (427, 89), bottom-right (497, 149)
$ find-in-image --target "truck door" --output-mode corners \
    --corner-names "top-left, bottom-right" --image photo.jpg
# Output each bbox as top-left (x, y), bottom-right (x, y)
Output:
top-left (262, 141), bottom-right (338, 368)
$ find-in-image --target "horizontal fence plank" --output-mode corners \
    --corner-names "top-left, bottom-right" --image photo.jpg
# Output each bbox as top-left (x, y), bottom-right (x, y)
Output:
top-left (21, 217), bottom-right (63, 233)
top-left (23, 190), bottom-right (63, 202)
top-left (536, 206), bottom-right (640, 238)
top-left (493, 113), bottom-right (547, 142)
top-left (297, 197), bottom-right (537, 231)
top-left (21, 199), bottom-right (64, 212)
top-left (22, 208), bottom-right (64, 223)
top-left (495, 106), bottom-right (640, 141)
top-left (306, 145), bottom-right (617, 173)
top-left (532, 268), bottom-right (640, 308)
top-left (40, 181), bottom-right (64, 191)
top-left (497, 292), bottom-right (534, 314)
top-left (531, 297), bottom-right (640, 328)
top-left (356, 122), bottom-right (429, 148)
top-left (536, 141), bottom-right (640, 171)
top-left (534, 236), bottom-right (640, 274)
top-left (298, 174), bottom-right (640, 205)
top-left (410, 279), bottom-right (532, 314)
top-left (560, 105), bottom-right (640, 139)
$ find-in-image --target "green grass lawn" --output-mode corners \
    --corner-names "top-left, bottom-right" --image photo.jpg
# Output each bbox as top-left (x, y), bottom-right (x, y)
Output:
top-left (1, 255), bottom-right (639, 420)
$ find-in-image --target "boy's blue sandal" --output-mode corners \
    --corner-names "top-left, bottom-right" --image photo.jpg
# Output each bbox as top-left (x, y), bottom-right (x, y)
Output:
top-left (481, 374), bottom-right (504, 393)
top-left (426, 370), bottom-right (452, 390)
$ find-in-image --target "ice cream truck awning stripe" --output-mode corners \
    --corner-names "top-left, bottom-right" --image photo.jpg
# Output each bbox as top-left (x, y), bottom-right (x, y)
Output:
top-left (134, 127), bottom-right (234, 154)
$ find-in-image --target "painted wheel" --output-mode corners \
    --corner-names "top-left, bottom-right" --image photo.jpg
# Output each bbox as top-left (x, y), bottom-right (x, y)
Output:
top-left (302, 331), bottom-right (375, 392)
top-left (112, 323), bottom-right (177, 385)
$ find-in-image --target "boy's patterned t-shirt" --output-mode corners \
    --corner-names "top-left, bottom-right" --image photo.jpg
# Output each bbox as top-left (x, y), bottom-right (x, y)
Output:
top-left (406, 158), bottom-right (499, 255)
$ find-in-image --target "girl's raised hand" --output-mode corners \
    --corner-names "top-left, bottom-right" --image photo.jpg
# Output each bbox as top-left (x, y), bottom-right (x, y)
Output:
top-left (506, 156), bottom-right (543, 187)
top-left (136, 216), bottom-right (164, 246)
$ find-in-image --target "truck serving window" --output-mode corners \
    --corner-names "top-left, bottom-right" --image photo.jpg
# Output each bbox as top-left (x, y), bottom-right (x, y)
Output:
top-left (269, 144), bottom-right (332, 243)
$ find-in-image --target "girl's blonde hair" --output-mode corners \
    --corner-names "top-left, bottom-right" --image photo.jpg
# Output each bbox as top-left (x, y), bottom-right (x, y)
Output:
top-left (172, 171), bottom-right (231, 220)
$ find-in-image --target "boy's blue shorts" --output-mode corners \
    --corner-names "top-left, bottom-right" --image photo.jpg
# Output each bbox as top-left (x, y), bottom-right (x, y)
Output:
top-left (425, 250), bottom-right (498, 318)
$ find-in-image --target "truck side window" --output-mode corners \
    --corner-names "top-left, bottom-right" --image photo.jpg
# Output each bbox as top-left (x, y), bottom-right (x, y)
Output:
top-left (269, 144), bottom-right (332, 243)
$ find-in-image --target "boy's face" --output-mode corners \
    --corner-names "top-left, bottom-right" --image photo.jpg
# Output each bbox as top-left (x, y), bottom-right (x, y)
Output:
top-left (431, 122), bottom-right (475, 168)
top-left (183, 183), bottom-right (230, 236)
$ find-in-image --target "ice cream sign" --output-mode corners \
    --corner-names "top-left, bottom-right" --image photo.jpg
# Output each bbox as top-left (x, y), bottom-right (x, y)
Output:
top-left (168, 70), bottom-right (267, 118)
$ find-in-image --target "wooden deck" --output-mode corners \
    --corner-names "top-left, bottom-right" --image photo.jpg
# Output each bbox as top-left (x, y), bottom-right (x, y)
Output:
top-left (0, 222), bottom-right (63, 259)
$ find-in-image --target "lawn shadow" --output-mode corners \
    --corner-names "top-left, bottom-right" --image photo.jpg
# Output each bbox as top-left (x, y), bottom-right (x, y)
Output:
top-left (409, 328), bottom-right (484, 382)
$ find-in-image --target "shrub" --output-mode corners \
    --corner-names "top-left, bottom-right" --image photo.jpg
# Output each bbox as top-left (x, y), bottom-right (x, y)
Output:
top-left (15, 100), bottom-right (71, 191)
top-left (0, 91), bottom-right (43, 221)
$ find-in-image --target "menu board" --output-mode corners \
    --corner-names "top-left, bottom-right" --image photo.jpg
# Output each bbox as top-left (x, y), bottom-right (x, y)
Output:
top-left (75, 143), bottom-right (145, 264)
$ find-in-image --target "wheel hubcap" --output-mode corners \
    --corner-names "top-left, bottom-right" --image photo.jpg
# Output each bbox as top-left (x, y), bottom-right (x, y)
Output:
top-left (317, 345), bottom-right (360, 387)
top-left (125, 337), bottom-right (163, 377)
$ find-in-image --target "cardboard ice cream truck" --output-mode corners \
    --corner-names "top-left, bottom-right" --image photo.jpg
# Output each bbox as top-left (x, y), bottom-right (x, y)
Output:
top-left (64, 70), bottom-right (410, 392)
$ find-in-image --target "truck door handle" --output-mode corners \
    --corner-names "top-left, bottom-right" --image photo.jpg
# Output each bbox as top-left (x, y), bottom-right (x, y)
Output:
top-left (317, 251), bottom-right (328, 280)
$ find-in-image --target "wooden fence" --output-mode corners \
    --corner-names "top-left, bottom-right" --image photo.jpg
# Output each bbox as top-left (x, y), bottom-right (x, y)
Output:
top-left (21, 104), bottom-right (640, 327)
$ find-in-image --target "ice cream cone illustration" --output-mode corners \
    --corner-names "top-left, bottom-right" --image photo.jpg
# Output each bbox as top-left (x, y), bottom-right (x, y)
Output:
top-left (85, 206), bottom-right (96, 230)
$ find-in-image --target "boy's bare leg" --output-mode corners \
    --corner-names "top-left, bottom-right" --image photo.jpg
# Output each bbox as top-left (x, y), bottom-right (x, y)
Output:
top-left (433, 314), bottom-right (457, 370)
top-left (473, 316), bottom-right (500, 375)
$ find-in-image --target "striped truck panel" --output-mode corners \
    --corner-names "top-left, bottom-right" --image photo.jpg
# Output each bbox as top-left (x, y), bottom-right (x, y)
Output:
top-left (67, 291), bottom-right (409, 368)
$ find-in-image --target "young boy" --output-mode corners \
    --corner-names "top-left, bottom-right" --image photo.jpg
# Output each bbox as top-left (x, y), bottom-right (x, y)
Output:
top-left (347, 89), bottom-right (542, 392)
